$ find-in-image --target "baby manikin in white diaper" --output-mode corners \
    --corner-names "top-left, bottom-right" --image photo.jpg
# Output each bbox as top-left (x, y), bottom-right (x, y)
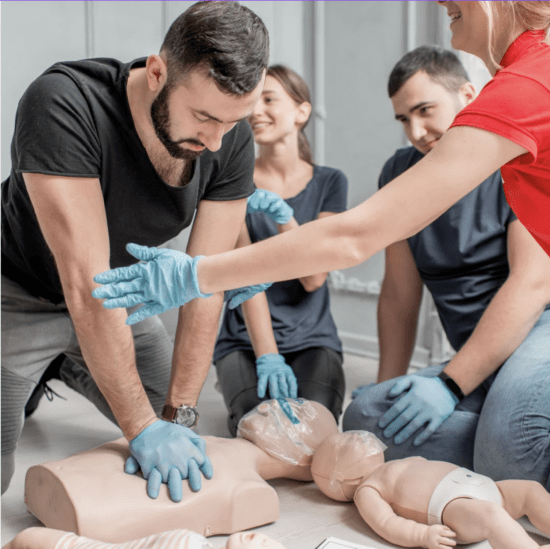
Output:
top-left (311, 431), bottom-right (550, 549)
top-left (427, 467), bottom-right (502, 526)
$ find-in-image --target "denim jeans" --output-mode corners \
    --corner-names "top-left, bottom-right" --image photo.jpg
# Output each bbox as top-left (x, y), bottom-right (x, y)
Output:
top-left (1, 275), bottom-right (173, 494)
top-left (343, 309), bottom-right (550, 490)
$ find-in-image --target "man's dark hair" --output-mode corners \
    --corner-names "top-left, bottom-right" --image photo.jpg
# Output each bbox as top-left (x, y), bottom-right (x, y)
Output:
top-left (388, 45), bottom-right (470, 98)
top-left (161, 1), bottom-right (269, 95)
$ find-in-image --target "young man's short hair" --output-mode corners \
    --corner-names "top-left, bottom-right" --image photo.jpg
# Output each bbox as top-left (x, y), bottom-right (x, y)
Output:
top-left (388, 45), bottom-right (470, 98)
top-left (161, 1), bottom-right (269, 95)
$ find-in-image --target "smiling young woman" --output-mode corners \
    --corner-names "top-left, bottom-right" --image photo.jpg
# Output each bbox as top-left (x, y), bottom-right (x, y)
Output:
top-left (213, 65), bottom-right (349, 436)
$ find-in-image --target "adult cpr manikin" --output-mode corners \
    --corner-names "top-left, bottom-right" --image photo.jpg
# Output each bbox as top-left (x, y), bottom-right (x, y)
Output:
top-left (24, 399), bottom-right (337, 542)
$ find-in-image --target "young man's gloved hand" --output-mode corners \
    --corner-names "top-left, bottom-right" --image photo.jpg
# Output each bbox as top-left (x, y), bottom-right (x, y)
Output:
top-left (247, 189), bottom-right (294, 225)
top-left (256, 353), bottom-right (298, 399)
top-left (125, 420), bottom-right (213, 502)
top-left (378, 374), bottom-right (458, 446)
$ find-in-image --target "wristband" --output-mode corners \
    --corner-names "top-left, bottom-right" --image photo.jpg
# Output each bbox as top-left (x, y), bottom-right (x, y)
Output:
top-left (437, 371), bottom-right (465, 402)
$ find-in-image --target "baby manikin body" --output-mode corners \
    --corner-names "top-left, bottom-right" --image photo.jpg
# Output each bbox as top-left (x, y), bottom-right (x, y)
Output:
top-left (24, 399), bottom-right (338, 543)
top-left (311, 431), bottom-right (550, 549)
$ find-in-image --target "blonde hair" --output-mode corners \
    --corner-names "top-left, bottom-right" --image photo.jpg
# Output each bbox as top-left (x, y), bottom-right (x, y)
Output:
top-left (479, 1), bottom-right (550, 68)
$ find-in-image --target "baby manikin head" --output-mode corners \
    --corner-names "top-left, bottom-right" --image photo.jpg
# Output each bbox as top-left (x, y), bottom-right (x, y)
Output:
top-left (237, 399), bottom-right (338, 471)
top-left (311, 431), bottom-right (387, 502)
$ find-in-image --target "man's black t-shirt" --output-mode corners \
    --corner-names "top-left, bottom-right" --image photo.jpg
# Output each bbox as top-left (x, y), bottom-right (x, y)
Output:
top-left (2, 58), bottom-right (255, 303)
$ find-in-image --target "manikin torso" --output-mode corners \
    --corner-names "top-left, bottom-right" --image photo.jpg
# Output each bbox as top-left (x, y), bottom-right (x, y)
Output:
top-left (357, 457), bottom-right (459, 524)
top-left (25, 400), bottom-right (337, 543)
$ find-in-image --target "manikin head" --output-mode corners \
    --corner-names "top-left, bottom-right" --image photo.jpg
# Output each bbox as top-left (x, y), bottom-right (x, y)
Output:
top-left (225, 531), bottom-right (287, 549)
top-left (437, 1), bottom-right (550, 73)
top-left (146, 1), bottom-right (269, 159)
top-left (388, 46), bottom-right (475, 156)
top-left (157, 529), bottom-right (285, 549)
top-left (237, 399), bottom-right (338, 475)
top-left (249, 64), bottom-right (313, 164)
top-left (311, 431), bottom-right (387, 502)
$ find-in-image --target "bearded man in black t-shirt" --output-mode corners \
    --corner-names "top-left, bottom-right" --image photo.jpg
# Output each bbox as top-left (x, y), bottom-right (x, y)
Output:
top-left (1, 1), bottom-right (268, 502)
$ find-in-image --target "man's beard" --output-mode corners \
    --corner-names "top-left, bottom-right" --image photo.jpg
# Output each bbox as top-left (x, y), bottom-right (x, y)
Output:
top-left (151, 85), bottom-right (205, 161)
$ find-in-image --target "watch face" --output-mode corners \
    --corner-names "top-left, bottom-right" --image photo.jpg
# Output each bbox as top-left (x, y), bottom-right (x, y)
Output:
top-left (176, 406), bottom-right (197, 427)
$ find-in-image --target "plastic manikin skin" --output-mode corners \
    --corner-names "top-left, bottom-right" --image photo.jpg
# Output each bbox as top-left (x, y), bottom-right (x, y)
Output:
top-left (24, 400), bottom-right (338, 543)
top-left (2, 525), bottom-right (288, 549)
top-left (311, 432), bottom-right (550, 549)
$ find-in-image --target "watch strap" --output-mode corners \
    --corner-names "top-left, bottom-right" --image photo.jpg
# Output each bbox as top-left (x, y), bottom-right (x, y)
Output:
top-left (437, 371), bottom-right (465, 403)
top-left (161, 404), bottom-right (178, 422)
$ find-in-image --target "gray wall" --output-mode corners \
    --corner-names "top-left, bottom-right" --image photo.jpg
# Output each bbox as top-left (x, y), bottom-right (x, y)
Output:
top-left (1, 1), bottom-right (458, 367)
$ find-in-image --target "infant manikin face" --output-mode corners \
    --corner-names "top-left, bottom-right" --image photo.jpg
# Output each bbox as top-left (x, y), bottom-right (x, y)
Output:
top-left (237, 399), bottom-right (338, 467)
top-left (311, 431), bottom-right (387, 502)
top-left (225, 531), bottom-right (287, 549)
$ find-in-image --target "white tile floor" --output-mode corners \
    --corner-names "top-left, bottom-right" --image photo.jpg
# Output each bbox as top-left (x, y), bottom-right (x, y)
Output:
top-left (1, 353), bottom-right (546, 549)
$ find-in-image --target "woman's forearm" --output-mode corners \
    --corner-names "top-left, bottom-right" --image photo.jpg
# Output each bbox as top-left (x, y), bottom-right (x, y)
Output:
top-left (241, 292), bottom-right (279, 357)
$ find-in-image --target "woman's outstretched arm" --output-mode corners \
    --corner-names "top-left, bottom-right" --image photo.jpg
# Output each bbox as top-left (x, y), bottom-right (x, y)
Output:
top-left (198, 126), bottom-right (526, 293)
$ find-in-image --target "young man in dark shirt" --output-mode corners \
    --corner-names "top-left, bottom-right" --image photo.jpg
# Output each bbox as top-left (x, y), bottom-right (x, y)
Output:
top-left (343, 46), bottom-right (550, 490)
top-left (1, 1), bottom-right (268, 502)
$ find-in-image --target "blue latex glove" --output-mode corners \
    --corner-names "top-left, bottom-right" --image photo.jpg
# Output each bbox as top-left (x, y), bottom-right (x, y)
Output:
top-left (125, 420), bottom-right (213, 502)
top-left (224, 282), bottom-right (273, 310)
top-left (378, 375), bottom-right (458, 446)
top-left (92, 243), bottom-right (213, 325)
top-left (247, 189), bottom-right (294, 225)
top-left (256, 353), bottom-right (298, 399)
top-left (351, 383), bottom-right (375, 400)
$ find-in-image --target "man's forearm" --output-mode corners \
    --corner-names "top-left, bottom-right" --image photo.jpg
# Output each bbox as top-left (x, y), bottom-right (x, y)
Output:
top-left (377, 292), bottom-right (421, 383)
top-left (168, 293), bottom-right (225, 407)
top-left (68, 292), bottom-right (157, 440)
top-left (444, 278), bottom-right (549, 395)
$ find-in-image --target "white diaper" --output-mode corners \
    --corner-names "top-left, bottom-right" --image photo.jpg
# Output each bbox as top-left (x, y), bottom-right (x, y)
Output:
top-left (428, 467), bottom-right (502, 525)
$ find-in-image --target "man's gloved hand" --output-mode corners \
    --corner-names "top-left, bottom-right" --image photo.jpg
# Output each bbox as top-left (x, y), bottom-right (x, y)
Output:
top-left (256, 353), bottom-right (298, 399)
top-left (351, 383), bottom-right (375, 400)
top-left (378, 375), bottom-right (458, 446)
top-left (224, 283), bottom-right (273, 310)
top-left (247, 189), bottom-right (294, 225)
top-left (125, 420), bottom-right (213, 502)
top-left (92, 243), bottom-right (213, 325)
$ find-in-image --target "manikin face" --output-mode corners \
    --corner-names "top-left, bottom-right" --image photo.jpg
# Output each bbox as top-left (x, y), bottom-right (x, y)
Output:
top-left (248, 75), bottom-right (308, 146)
top-left (438, 1), bottom-right (491, 59)
top-left (225, 531), bottom-right (287, 549)
top-left (391, 70), bottom-right (472, 155)
top-left (151, 68), bottom-right (265, 159)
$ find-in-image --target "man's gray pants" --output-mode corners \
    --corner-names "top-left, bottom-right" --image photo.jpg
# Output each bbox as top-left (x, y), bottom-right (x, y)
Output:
top-left (1, 275), bottom-right (173, 494)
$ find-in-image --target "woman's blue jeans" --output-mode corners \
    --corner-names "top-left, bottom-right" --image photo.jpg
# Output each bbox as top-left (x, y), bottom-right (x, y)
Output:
top-left (343, 309), bottom-right (550, 490)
